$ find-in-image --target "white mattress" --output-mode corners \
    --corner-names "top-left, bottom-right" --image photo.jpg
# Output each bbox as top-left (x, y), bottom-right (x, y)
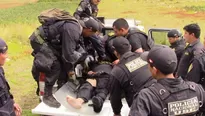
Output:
top-left (32, 82), bottom-right (130, 116)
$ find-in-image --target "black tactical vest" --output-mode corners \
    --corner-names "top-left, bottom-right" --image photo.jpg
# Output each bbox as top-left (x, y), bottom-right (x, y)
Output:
top-left (148, 81), bottom-right (204, 116)
top-left (118, 52), bottom-right (155, 94)
top-left (126, 29), bottom-right (155, 50)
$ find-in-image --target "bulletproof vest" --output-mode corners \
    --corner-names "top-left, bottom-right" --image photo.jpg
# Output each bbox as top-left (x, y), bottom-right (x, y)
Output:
top-left (127, 29), bottom-right (155, 50)
top-left (0, 68), bottom-right (15, 116)
top-left (117, 52), bottom-right (153, 94)
top-left (104, 35), bottom-right (118, 62)
top-left (148, 81), bottom-right (204, 116)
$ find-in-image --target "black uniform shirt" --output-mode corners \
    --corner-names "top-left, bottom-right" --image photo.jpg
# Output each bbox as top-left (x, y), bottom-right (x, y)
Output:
top-left (74, 0), bottom-right (98, 20)
top-left (129, 77), bottom-right (205, 116)
top-left (126, 30), bottom-right (150, 52)
top-left (61, 22), bottom-right (83, 72)
top-left (170, 39), bottom-right (186, 62)
top-left (187, 49), bottom-right (205, 88)
top-left (170, 39), bottom-right (186, 74)
top-left (177, 39), bottom-right (203, 79)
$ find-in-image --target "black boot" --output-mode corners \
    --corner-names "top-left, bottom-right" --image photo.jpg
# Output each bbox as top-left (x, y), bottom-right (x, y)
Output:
top-left (43, 85), bottom-right (61, 108)
top-left (92, 96), bottom-right (103, 113)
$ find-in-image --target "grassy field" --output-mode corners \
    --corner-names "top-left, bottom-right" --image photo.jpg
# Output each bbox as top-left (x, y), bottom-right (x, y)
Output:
top-left (0, 0), bottom-right (205, 115)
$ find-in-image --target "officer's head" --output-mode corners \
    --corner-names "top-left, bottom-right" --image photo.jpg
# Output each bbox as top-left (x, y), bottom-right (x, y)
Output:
top-left (91, 0), bottom-right (101, 5)
top-left (80, 17), bottom-right (100, 37)
top-left (183, 23), bottom-right (201, 44)
top-left (141, 45), bottom-right (177, 79)
top-left (112, 18), bottom-right (129, 36)
top-left (112, 36), bottom-right (131, 58)
top-left (0, 38), bottom-right (8, 66)
top-left (167, 29), bottom-right (181, 44)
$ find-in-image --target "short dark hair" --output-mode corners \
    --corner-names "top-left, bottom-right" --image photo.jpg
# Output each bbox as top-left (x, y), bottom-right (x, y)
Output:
top-left (183, 23), bottom-right (201, 38)
top-left (112, 18), bottom-right (129, 30)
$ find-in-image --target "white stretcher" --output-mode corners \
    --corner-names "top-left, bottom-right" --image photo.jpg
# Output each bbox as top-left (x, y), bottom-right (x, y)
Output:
top-left (32, 82), bottom-right (130, 116)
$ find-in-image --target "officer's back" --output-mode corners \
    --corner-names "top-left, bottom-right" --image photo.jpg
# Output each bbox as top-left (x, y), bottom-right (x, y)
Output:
top-left (109, 37), bottom-right (156, 116)
top-left (129, 45), bottom-right (205, 116)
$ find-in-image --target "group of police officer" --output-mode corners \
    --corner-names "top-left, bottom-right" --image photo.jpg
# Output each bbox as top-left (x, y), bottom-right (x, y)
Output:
top-left (1, 0), bottom-right (205, 116)
top-left (30, 0), bottom-right (205, 115)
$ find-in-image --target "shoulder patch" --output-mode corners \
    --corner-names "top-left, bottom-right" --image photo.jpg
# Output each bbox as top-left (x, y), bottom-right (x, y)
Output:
top-left (168, 97), bottom-right (199, 116)
top-left (108, 32), bottom-right (115, 36)
top-left (125, 57), bottom-right (147, 72)
top-left (188, 64), bottom-right (193, 73)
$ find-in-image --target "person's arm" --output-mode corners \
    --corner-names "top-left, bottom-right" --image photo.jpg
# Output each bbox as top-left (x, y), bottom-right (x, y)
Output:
top-left (128, 34), bottom-right (143, 53)
top-left (73, 1), bottom-right (87, 20)
top-left (109, 67), bottom-right (124, 115)
top-left (186, 58), bottom-right (201, 83)
top-left (175, 46), bottom-right (185, 62)
top-left (129, 89), bottom-right (152, 116)
top-left (89, 35), bottom-right (106, 60)
top-left (61, 23), bottom-right (82, 72)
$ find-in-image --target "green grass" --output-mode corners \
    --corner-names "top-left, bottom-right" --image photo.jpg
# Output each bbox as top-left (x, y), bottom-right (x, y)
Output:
top-left (184, 6), bottom-right (205, 12)
top-left (0, 0), bottom-right (205, 115)
top-left (0, 0), bottom-right (79, 24)
top-left (0, 1), bottom-right (79, 115)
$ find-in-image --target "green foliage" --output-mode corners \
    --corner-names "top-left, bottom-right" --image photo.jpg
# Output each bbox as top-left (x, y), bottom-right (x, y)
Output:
top-left (0, 1), bottom-right (79, 24)
top-left (0, 0), bottom-right (205, 115)
top-left (184, 6), bottom-right (205, 12)
top-left (152, 31), bottom-right (170, 45)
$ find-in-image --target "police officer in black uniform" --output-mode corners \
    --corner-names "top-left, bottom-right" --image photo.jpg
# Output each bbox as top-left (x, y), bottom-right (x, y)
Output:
top-left (30, 14), bottom-right (100, 108)
top-left (167, 29), bottom-right (186, 74)
top-left (0, 38), bottom-right (22, 116)
top-left (109, 36), bottom-right (156, 116)
top-left (112, 18), bottom-right (154, 53)
top-left (129, 45), bottom-right (205, 116)
top-left (74, 0), bottom-right (106, 61)
top-left (177, 23), bottom-right (204, 79)
top-left (74, 0), bottom-right (100, 20)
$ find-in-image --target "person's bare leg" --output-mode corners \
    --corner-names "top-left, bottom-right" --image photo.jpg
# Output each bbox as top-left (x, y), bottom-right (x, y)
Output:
top-left (66, 96), bottom-right (84, 109)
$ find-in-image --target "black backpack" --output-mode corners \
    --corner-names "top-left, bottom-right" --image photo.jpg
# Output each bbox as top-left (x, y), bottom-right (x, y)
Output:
top-left (38, 8), bottom-right (82, 43)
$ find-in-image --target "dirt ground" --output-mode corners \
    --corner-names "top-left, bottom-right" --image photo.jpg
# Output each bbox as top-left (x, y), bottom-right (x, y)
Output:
top-left (0, 0), bottom-right (38, 9)
top-left (164, 10), bottom-right (205, 20)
